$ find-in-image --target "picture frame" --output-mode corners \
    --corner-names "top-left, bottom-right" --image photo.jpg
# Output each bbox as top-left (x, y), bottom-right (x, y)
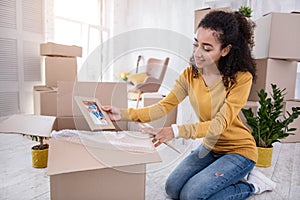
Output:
top-left (74, 96), bottom-right (115, 131)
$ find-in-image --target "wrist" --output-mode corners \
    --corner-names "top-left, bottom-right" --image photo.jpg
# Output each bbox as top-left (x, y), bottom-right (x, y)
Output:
top-left (171, 124), bottom-right (179, 138)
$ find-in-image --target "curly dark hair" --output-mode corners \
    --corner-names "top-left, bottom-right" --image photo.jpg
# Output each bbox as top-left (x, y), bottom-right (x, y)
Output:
top-left (192, 10), bottom-right (256, 89)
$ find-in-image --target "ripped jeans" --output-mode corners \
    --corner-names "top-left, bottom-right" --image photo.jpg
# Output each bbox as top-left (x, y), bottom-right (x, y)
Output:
top-left (165, 145), bottom-right (255, 200)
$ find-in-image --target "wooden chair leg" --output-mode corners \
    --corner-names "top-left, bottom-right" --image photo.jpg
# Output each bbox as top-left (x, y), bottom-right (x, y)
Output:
top-left (135, 91), bottom-right (142, 108)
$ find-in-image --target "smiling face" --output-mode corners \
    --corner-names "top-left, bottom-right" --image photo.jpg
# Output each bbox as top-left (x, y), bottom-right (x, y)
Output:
top-left (193, 27), bottom-right (231, 70)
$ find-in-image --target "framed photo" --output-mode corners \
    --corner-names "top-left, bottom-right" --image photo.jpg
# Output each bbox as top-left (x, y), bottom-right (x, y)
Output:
top-left (74, 96), bottom-right (115, 131)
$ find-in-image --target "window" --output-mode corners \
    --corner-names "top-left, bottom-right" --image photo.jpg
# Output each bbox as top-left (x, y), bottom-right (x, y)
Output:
top-left (53, 0), bottom-right (108, 66)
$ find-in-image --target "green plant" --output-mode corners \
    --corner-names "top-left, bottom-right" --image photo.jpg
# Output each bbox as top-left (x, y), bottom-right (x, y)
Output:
top-left (28, 135), bottom-right (49, 150)
top-left (242, 84), bottom-right (300, 148)
top-left (238, 6), bottom-right (252, 18)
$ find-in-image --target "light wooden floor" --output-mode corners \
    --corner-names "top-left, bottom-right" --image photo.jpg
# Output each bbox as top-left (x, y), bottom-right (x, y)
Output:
top-left (0, 133), bottom-right (299, 200)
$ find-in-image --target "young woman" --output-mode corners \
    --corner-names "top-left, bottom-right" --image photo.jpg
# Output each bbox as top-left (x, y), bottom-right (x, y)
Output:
top-left (103, 11), bottom-right (276, 199)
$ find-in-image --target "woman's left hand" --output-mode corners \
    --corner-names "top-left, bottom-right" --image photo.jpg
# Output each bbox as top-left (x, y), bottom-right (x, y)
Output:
top-left (141, 127), bottom-right (175, 147)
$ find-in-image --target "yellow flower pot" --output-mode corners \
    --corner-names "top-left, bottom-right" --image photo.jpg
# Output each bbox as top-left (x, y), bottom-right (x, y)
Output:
top-left (256, 147), bottom-right (273, 168)
top-left (31, 145), bottom-right (49, 168)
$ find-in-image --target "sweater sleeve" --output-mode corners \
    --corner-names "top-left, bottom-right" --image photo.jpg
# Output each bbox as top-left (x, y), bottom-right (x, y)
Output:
top-left (177, 72), bottom-right (253, 139)
top-left (121, 69), bottom-right (189, 122)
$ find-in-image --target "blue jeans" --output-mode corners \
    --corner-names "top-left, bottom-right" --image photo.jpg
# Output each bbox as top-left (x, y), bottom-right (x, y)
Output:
top-left (165, 145), bottom-right (256, 200)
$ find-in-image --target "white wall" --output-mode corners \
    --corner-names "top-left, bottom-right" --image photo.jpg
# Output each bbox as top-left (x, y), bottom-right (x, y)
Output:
top-left (110, 0), bottom-right (205, 87)
top-left (0, 0), bottom-right (45, 116)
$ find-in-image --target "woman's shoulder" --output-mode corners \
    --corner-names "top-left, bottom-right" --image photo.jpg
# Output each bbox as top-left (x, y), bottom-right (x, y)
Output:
top-left (181, 65), bottom-right (195, 77)
top-left (235, 71), bottom-right (253, 82)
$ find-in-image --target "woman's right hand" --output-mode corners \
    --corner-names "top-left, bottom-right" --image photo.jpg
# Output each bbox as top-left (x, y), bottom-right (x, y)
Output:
top-left (101, 106), bottom-right (121, 121)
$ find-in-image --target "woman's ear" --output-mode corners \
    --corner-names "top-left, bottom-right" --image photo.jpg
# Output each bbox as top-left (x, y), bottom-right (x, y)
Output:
top-left (221, 44), bottom-right (232, 57)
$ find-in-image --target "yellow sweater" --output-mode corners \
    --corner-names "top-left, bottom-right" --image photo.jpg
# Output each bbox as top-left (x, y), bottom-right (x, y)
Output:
top-left (121, 66), bottom-right (258, 162)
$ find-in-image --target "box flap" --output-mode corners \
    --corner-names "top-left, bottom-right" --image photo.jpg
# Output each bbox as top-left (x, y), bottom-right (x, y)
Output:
top-left (194, 7), bottom-right (210, 12)
top-left (262, 12), bottom-right (274, 16)
top-left (0, 114), bottom-right (56, 137)
top-left (40, 42), bottom-right (82, 57)
top-left (34, 85), bottom-right (57, 91)
top-left (57, 81), bottom-right (128, 131)
top-left (286, 99), bottom-right (300, 102)
top-left (263, 11), bottom-right (300, 16)
top-left (47, 137), bottom-right (162, 175)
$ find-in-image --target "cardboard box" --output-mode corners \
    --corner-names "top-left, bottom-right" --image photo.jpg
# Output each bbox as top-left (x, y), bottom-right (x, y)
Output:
top-left (280, 100), bottom-right (300, 143)
top-left (57, 81), bottom-right (128, 131)
top-left (239, 101), bottom-right (259, 128)
top-left (40, 42), bottom-right (82, 57)
top-left (253, 12), bottom-right (300, 61)
top-left (141, 92), bottom-right (177, 128)
top-left (45, 57), bottom-right (78, 87)
top-left (248, 59), bottom-right (297, 101)
top-left (48, 137), bottom-right (161, 200)
top-left (52, 116), bottom-right (89, 131)
top-left (194, 7), bottom-right (231, 32)
top-left (33, 86), bottom-right (57, 116)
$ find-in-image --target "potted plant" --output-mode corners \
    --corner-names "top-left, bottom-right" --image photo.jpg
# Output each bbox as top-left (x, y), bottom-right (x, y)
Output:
top-left (242, 84), bottom-right (300, 167)
top-left (238, 6), bottom-right (252, 18)
top-left (29, 135), bottom-right (49, 168)
top-left (118, 72), bottom-right (130, 81)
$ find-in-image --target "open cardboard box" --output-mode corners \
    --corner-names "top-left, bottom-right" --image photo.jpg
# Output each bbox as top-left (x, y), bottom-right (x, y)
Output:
top-left (33, 81), bottom-right (128, 131)
top-left (48, 135), bottom-right (161, 200)
top-left (57, 81), bottom-right (128, 131)
top-left (0, 114), bottom-right (161, 200)
top-left (52, 116), bottom-right (90, 131)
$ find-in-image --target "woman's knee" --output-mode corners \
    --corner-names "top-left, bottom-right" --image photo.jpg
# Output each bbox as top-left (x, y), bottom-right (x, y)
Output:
top-left (180, 186), bottom-right (208, 200)
top-left (165, 176), bottom-right (181, 199)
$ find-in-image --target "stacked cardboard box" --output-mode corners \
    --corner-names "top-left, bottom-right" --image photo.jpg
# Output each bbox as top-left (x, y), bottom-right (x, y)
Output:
top-left (41, 42), bottom-right (81, 88)
top-left (252, 12), bottom-right (300, 61)
top-left (248, 58), bottom-right (297, 101)
top-left (249, 12), bottom-right (300, 142)
top-left (33, 42), bottom-right (82, 129)
top-left (250, 12), bottom-right (300, 101)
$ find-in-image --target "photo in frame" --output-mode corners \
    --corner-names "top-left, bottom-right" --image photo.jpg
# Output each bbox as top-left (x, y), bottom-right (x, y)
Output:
top-left (74, 96), bottom-right (115, 131)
